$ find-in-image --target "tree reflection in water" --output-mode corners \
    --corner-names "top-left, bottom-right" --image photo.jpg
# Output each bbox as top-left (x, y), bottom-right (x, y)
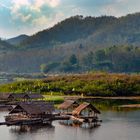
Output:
top-left (10, 124), bottom-right (55, 134)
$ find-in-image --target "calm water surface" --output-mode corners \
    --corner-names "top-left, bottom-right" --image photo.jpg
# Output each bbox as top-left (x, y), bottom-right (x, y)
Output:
top-left (0, 110), bottom-right (140, 140)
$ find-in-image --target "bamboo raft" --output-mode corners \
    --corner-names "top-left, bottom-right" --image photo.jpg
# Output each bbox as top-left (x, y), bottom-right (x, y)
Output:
top-left (0, 113), bottom-right (101, 126)
top-left (0, 101), bottom-right (102, 127)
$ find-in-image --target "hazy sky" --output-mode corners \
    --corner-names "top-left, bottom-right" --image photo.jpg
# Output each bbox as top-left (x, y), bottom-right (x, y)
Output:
top-left (0, 0), bottom-right (140, 38)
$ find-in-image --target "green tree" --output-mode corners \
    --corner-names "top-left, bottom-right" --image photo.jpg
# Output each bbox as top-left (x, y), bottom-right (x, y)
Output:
top-left (82, 51), bottom-right (94, 69)
top-left (95, 50), bottom-right (106, 62)
top-left (40, 64), bottom-right (48, 73)
top-left (69, 54), bottom-right (78, 65)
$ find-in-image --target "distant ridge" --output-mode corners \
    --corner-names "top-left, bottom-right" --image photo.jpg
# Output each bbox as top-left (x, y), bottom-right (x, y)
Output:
top-left (20, 12), bottom-right (140, 48)
top-left (0, 38), bottom-right (13, 50)
top-left (6, 34), bottom-right (29, 45)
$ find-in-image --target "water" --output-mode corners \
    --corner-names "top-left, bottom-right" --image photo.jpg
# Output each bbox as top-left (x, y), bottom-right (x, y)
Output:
top-left (0, 110), bottom-right (140, 140)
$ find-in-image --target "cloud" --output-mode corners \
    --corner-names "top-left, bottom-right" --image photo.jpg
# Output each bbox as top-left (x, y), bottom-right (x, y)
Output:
top-left (12, 13), bottom-right (32, 22)
top-left (99, 0), bottom-right (139, 17)
top-left (47, 0), bottom-right (60, 7)
top-left (10, 0), bottom-right (61, 23)
top-left (32, 15), bottom-right (48, 26)
top-left (30, 0), bottom-right (60, 13)
top-left (5, 0), bottom-right (62, 37)
top-left (47, 12), bottom-right (64, 27)
top-left (12, 0), bottom-right (30, 6)
top-left (11, 0), bottom-right (30, 12)
top-left (11, 0), bottom-right (60, 11)
top-left (1, 0), bottom-right (140, 38)
top-left (101, 4), bottom-right (123, 17)
top-left (33, 11), bottom-right (64, 27)
top-left (35, 0), bottom-right (60, 8)
top-left (0, 2), bottom-right (10, 9)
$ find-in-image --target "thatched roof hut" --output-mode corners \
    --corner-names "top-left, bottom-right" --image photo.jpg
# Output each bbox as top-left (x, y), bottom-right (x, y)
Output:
top-left (9, 101), bottom-right (54, 116)
top-left (72, 102), bottom-right (100, 116)
top-left (58, 100), bottom-right (79, 110)
top-left (7, 93), bottom-right (44, 101)
top-left (7, 93), bottom-right (25, 100)
top-left (0, 93), bottom-right (11, 100)
top-left (24, 93), bottom-right (44, 100)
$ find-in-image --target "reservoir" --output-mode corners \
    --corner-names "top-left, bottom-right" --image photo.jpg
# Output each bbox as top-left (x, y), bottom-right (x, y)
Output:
top-left (0, 109), bottom-right (140, 140)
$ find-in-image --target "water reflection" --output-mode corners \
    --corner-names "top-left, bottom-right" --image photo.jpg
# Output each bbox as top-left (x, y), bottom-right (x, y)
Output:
top-left (0, 100), bottom-right (140, 140)
top-left (89, 98), bottom-right (140, 111)
top-left (59, 120), bottom-right (101, 129)
top-left (10, 124), bottom-right (55, 134)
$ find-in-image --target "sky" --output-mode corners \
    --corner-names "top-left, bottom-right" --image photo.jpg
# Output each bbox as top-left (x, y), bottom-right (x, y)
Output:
top-left (0, 0), bottom-right (140, 38)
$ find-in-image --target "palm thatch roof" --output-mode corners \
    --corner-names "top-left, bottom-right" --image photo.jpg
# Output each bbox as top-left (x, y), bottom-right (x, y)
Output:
top-left (7, 93), bottom-right (44, 100)
top-left (9, 101), bottom-right (54, 115)
top-left (72, 102), bottom-right (101, 116)
top-left (58, 100), bottom-right (79, 110)
top-left (24, 93), bottom-right (44, 99)
top-left (8, 93), bottom-right (25, 99)
top-left (0, 93), bottom-right (11, 100)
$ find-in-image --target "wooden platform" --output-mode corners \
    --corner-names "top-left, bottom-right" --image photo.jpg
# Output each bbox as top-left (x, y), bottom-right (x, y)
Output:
top-left (0, 114), bottom-right (101, 126)
top-left (0, 122), bottom-right (7, 125)
top-left (0, 118), bottom-right (52, 126)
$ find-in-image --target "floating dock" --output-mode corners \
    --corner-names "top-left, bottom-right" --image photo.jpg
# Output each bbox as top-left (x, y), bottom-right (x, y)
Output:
top-left (0, 100), bottom-right (102, 127)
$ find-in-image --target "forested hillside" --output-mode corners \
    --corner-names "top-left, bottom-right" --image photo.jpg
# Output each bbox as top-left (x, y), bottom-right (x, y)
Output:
top-left (20, 16), bottom-right (117, 48)
top-left (0, 45), bottom-right (139, 73)
top-left (20, 13), bottom-right (140, 48)
top-left (0, 13), bottom-right (140, 73)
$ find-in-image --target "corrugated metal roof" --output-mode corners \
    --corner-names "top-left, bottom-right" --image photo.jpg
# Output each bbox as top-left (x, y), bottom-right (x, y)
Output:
top-left (72, 102), bottom-right (101, 115)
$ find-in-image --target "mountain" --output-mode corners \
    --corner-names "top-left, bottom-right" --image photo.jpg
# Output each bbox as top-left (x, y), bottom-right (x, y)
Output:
top-left (0, 38), bottom-right (14, 50)
top-left (0, 13), bottom-right (140, 73)
top-left (6, 34), bottom-right (29, 45)
top-left (20, 13), bottom-right (140, 48)
top-left (87, 13), bottom-right (140, 46)
top-left (20, 15), bottom-right (117, 48)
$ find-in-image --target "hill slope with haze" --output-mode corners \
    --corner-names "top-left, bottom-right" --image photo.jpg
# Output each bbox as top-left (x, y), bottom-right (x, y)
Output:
top-left (6, 34), bottom-right (29, 45)
top-left (0, 39), bottom-right (14, 50)
top-left (0, 13), bottom-right (140, 73)
top-left (20, 13), bottom-right (140, 48)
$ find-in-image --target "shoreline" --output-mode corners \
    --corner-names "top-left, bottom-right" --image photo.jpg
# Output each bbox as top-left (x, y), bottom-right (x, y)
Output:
top-left (119, 104), bottom-right (140, 108)
top-left (44, 95), bottom-right (140, 100)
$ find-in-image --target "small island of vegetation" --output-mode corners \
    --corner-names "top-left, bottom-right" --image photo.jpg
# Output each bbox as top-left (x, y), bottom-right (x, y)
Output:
top-left (0, 72), bottom-right (139, 97)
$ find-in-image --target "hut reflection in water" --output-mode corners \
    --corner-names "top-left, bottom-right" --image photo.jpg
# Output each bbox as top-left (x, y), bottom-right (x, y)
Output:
top-left (10, 124), bottom-right (55, 133)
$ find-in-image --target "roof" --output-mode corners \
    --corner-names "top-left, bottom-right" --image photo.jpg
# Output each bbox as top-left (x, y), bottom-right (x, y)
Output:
top-left (9, 101), bottom-right (54, 115)
top-left (24, 93), bottom-right (44, 99)
top-left (7, 93), bottom-right (44, 100)
top-left (58, 100), bottom-right (79, 109)
top-left (0, 93), bottom-right (11, 100)
top-left (8, 93), bottom-right (25, 99)
top-left (72, 102), bottom-right (101, 115)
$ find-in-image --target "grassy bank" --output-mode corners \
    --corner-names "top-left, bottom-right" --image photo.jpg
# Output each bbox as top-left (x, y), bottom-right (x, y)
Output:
top-left (44, 95), bottom-right (64, 104)
top-left (0, 73), bottom-right (139, 97)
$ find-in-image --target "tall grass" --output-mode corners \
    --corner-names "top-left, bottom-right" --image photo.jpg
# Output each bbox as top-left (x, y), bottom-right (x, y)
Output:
top-left (0, 73), bottom-right (139, 97)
